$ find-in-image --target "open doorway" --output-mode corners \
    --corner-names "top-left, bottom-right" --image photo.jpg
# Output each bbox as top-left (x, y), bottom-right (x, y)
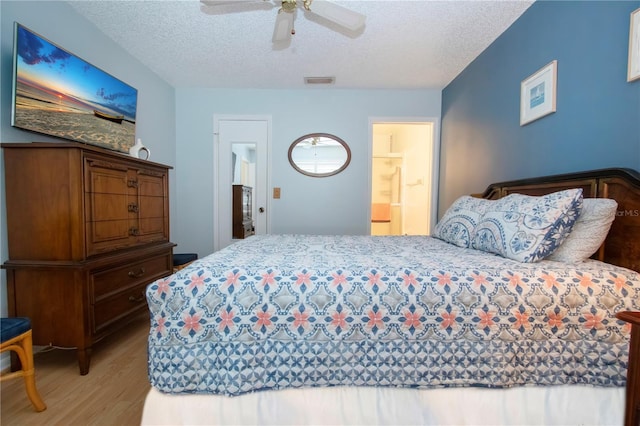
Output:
top-left (370, 121), bottom-right (438, 236)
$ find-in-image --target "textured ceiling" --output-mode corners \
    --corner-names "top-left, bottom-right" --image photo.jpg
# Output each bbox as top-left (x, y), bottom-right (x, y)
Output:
top-left (68, 0), bottom-right (534, 90)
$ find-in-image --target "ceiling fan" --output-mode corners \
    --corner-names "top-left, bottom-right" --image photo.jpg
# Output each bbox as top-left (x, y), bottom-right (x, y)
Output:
top-left (200, 0), bottom-right (366, 43)
top-left (302, 136), bottom-right (340, 148)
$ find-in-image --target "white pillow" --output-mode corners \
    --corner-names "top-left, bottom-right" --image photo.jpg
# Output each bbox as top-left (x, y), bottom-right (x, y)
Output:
top-left (546, 198), bottom-right (618, 263)
top-left (432, 196), bottom-right (494, 248)
top-left (471, 189), bottom-right (583, 263)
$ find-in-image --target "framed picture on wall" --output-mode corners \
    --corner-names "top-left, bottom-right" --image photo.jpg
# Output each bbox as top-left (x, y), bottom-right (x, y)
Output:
top-left (628, 7), bottom-right (640, 82)
top-left (11, 23), bottom-right (138, 153)
top-left (520, 60), bottom-right (557, 126)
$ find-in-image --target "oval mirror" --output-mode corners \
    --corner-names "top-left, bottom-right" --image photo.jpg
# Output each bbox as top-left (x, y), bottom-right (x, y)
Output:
top-left (288, 133), bottom-right (351, 177)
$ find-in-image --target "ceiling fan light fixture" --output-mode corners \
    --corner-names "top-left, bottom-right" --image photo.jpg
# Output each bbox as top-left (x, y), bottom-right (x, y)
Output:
top-left (304, 76), bottom-right (335, 85)
top-left (309, 0), bottom-right (365, 32)
top-left (273, 9), bottom-right (295, 42)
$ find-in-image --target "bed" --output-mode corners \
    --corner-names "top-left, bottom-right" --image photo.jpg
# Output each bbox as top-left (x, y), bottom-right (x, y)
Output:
top-left (141, 168), bottom-right (640, 425)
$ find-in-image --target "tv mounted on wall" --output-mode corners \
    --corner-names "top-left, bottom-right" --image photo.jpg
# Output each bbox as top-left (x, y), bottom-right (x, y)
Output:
top-left (11, 23), bottom-right (138, 154)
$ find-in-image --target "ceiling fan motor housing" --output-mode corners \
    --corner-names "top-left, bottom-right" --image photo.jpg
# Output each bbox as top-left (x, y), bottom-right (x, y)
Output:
top-left (281, 0), bottom-right (296, 13)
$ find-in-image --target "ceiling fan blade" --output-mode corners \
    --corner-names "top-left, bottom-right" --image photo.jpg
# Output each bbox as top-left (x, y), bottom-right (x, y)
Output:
top-left (201, 0), bottom-right (259, 4)
top-left (200, 0), bottom-right (274, 15)
top-left (308, 0), bottom-right (365, 32)
top-left (272, 10), bottom-right (294, 42)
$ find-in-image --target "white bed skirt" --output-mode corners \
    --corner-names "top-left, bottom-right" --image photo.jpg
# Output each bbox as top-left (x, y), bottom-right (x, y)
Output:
top-left (141, 385), bottom-right (624, 425)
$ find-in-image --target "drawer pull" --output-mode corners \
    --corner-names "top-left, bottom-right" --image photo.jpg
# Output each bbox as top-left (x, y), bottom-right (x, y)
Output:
top-left (128, 267), bottom-right (146, 278)
top-left (128, 295), bottom-right (145, 303)
top-left (129, 227), bottom-right (140, 236)
top-left (128, 203), bottom-right (139, 213)
top-left (127, 179), bottom-right (138, 188)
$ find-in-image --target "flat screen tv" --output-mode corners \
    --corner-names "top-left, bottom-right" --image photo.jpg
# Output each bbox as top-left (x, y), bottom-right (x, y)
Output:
top-left (11, 23), bottom-right (138, 153)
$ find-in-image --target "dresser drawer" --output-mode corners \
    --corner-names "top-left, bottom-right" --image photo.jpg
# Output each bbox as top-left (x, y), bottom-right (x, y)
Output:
top-left (91, 253), bottom-right (172, 300)
top-left (93, 282), bottom-right (148, 333)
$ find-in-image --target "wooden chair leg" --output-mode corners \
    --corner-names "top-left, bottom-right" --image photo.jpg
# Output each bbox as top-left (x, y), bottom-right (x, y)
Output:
top-left (1, 330), bottom-right (47, 412)
top-left (19, 331), bottom-right (47, 412)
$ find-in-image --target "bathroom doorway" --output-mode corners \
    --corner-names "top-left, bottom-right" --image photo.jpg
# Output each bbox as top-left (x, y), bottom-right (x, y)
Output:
top-left (370, 121), bottom-right (437, 236)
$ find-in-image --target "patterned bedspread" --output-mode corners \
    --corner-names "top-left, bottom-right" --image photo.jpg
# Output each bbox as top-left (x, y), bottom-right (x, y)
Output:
top-left (146, 235), bottom-right (640, 396)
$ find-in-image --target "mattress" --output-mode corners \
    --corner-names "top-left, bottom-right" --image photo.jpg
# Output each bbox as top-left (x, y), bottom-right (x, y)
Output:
top-left (145, 235), bottom-right (639, 396)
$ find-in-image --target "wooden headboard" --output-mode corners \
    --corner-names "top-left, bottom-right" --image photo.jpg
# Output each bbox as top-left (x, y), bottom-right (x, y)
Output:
top-left (478, 168), bottom-right (640, 274)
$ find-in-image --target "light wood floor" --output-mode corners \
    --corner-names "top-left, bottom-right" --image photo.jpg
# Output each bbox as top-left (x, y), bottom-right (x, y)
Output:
top-left (1, 314), bottom-right (150, 425)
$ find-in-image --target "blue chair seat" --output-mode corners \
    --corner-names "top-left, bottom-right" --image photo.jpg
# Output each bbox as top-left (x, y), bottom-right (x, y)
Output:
top-left (173, 253), bottom-right (198, 267)
top-left (1, 317), bottom-right (31, 342)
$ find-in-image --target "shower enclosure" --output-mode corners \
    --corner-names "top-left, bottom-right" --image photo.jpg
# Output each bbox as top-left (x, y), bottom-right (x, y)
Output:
top-left (371, 153), bottom-right (404, 235)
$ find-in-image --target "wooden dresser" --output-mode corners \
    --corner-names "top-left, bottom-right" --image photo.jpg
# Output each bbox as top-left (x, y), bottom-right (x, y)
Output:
top-left (1, 142), bottom-right (175, 375)
top-left (232, 184), bottom-right (254, 239)
top-left (617, 311), bottom-right (640, 426)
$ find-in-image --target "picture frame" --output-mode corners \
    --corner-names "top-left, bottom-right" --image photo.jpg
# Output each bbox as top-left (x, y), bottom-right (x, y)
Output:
top-left (11, 23), bottom-right (138, 153)
top-left (628, 7), bottom-right (640, 82)
top-left (520, 60), bottom-right (557, 126)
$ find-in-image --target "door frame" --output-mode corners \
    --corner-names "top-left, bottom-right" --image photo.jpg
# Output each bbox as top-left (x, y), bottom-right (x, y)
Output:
top-left (213, 114), bottom-right (272, 251)
top-left (368, 116), bottom-right (441, 234)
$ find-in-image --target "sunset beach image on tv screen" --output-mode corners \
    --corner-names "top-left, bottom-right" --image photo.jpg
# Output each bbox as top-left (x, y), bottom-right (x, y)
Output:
top-left (11, 23), bottom-right (138, 153)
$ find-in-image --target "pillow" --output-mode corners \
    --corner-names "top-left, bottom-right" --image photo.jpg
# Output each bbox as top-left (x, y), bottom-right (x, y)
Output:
top-left (546, 198), bottom-right (618, 263)
top-left (432, 196), bottom-right (494, 248)
top-left (471, 188), bottom-right (583, 263)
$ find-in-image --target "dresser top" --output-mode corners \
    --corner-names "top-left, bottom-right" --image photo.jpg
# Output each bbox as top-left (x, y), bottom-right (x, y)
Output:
top-left (1, 142), bottom-right (172, 169)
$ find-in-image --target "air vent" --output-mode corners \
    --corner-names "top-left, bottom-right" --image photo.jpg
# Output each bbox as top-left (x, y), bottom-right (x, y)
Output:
top-left (304, 76), bottom-right (335, 85)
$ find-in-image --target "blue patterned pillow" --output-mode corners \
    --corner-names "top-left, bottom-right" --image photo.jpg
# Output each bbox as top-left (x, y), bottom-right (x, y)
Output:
top-left (433, 196), bottom-right (495, 248)
top-left (471, 189), bottom-right (583, 262)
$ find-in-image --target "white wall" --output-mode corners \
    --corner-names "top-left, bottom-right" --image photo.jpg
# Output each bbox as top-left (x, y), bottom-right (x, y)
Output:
top-left (174, 89), bottom-right (442, 257)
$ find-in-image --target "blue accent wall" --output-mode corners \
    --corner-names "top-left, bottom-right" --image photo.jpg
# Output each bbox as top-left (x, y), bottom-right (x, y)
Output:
top-left (439, 0), bottom-right (640, 215)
